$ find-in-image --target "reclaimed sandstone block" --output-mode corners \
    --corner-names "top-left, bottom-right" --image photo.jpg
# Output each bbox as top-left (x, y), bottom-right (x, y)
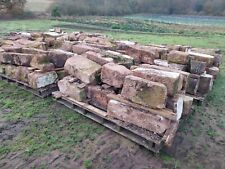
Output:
top-left (87, 85), bottom-right (115, 110)
top-left (166, 95), bottom-right (184, 120)
top-left (168, 63), bottom-right (187, 71)
top-left (213, 54), bottom-right (222, 67)
top-left (167, 50), bottom-right (189, 64)
top-left (1, 46), bottom-right (22, 53)
top-left (22, 48), bottom-right (48, 54)
top-left (198, 74), bottom-right (213, 95)
top-left (86, 51), bottom-right (113, 66)
top-left (189, 51), bottom-right (214, 66)
top-left (121, 75), bottom-right (167, 109)
top-left (64, 55), bottom-right (101, 84)
top-left (56, 70), bottom-right (69, 80)
top-left (60, 41), bottom-right (76, 52)
top-left (101, 63), bottom-right (132, 88)
top-left (72, 44), bottom-right (100, 55)
top-left (3, 65), bottom-right (19, 79)
top-left (0, 52), bottom-right (33, 66)
top-left (190, 60), bottom-right (206, 75)
top-left (115, 40), bottom-right (136, 50)
top-left (207, 67), bottom-right (220, 79)
top-left (58, 76), bottom-right (86, 101)
top-left (48, 49), bottom-right (74, 68)
top-left (189, 48), bottom-right (220, 55)
top-left (30, 54), bottom-right (55, 71)
top-left (17, 66), bottom-right (32, 83)
top-left (186, 74), bottom-right (200, 95)
top-left (154, 59), bottom-right (169, 67)
top-left (107, 100), bottom-right (171, 134)
top-left (104, 50), bottom-right (134, 67)
top-left (28, 71), bottom-right (58, 89)
top-left (132, 67), bottom-right (182, 96)
top-left (140, 64), bottom-right (190, 91)
top-left (182, 95), bottom-right (193, 116)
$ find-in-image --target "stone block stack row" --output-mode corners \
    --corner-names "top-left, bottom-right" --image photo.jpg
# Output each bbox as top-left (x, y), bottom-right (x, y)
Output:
top-left (0, 30), bottom-right (222, 147)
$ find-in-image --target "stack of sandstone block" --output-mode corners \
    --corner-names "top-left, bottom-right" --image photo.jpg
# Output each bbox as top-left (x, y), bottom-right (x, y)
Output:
top-left (0, 30), bottom-right (222, 146)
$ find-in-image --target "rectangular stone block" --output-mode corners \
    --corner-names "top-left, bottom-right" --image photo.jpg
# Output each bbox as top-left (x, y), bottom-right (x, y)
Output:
top-left (166, 95), bottom-right (184, 120)
top-left (86, 51), bottom-right (113, 66)
top-left (182, 95), bottom-right (193, 116)
top-left (154, 59), bottom-right (169, 67)
top-left (72, 44), bottom-right (100, 55)
top-left (189, 51), bottom-right (214, 66)
top-left (132, 67), bottom-right (182, 96)
top-left (0, 52), bottom-right (33, 66)
top-left (186, 74), bottom-right (200, 95)
top-left (107, 100), bottom-right (171, 135)
top-left (22, 48), bottom-right (48, 55)
top-left (101, 63), bottom-right (132, 88)
top-left (167, 50), bottom-right (189, 64)
top-left (168, 63), bottom-right (187, 71)
top-left (198, 74), bottom-right (213, 95)
top-left (213, 54), bottom-right (222, 67)
top-left (28, 71), bottom-right (58, 89)
top-left (87, 85), bottom-right (115, 111)
top-left (2, 46), bottom-right (22, 53)
top-left (207, 67), bottom-right (220, 79)
top-left (121, 75), bottom-right (167, 109)
top-left (190, 60), bottom-right (206, 75)
top-left (104, 50), bottom-right (134, 68)
top-left (30, 54), bottom-right (55, 71)
top-left (65, 55), bottom-right (101, 84)
top-left (60, 41), bottom-right (76, 52)
top-left (48, 49), bottom-right (74, 68)
top-left (58, 76), bottom-right (86, 101)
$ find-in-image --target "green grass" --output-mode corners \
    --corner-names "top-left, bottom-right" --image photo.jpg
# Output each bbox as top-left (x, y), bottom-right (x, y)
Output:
top-left (0, 81), bottom-right (105, 157)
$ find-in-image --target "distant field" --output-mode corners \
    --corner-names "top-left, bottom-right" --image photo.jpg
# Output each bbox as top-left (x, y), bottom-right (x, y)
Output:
top-left (126, 14), bottom-right (225, 27)
top-left (25, 0), bottom-right (54, 12)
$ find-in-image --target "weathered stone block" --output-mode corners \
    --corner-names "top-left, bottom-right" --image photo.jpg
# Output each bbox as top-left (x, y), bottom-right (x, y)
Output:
top-left (207, 67), bottom-right (220, 79)
top-left (0, 52), bottom-right (33, 66)
top-left (186, 74), bottom-right (200, 95)
top-left (1, 46), bottom-right (22, 53)
top-left (87, 85), bottom-right (115, 110)
top-left (86, 51), bottom-right (113, 66)
top-left (101, 63), bottom-right (132, 88)
top-left (22, 48), bottom-right (48, 55)
top-left (28, 71), bottom-right (58, 89)
top-left (30, 54), bottom-right (55, 71)
top-left (72, 44), bottom-right (100, 55)
top-left (182, 95), bottom-right (193, 116)
top-left (48, 49), bottom-right (74, 68)
top-left (107, 100), bottom-right (171, 134)
top-left (154, 59), bottom-right (169, 67)
top-left (167, 50), bottom-right (189, 64)
top-left (104, 50), bottom-right (134, 67)
top-left (64, 55), bottom-right (101, 84)
top-left (168, 63), bottom-right (187, 71)
top-left (189, 51), bottom-right (214, 66)
top-left (121, 75), bottom-right (167, 109)
top-left (60, 41), bottom-right (76, 52)
top-left (213, 54), bottom-right (222, 67)
top-left (166, 95), bottom-right (184, 120)
top-left (190, 60), bottom-right (206, 75)
top-left (198, 74), bottom-right (213, 95)
top-left (58, 76), bottom-right (86, 101)
top-left (132, 67), bottom-right (182, 96)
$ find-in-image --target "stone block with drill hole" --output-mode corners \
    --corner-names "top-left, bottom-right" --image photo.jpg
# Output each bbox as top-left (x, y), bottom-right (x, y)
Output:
top-left (167, 50), bottom-right (189, 65)
top-left (186, 74), bottom-right (200, 95)
top-left (198, 74), bottom-right (213, 95)
top-left (104, 50), bottom-right (134, 68)
top-left (28, 71), bottom-right (58, 89)
top-left (58, 76), bottom-right (86, 101)
top-left (121, 75), bottom-right (167, 109)
top-left (107, 100), bottom-right (171, 135)
top-left (166, 95), bottom-right (184, 120)
top-left (101, 63), bottom-right (132, 88)
top-left (132, 67), bottom-right (182, 96)
top-left (87, 85), bottom-right (115, 111)
top-left (64, 55), bottom-right (101, 84)
top-left (72, 44), bottom-right (100, 55)
top-left (182, 95), bottom-right (193, 116)
top-left (86, 51), bottom-right (113, 66)
top-left (48, 49), bottom-right (74, 68)
top-left (190, 60), bottom-right (206, 75)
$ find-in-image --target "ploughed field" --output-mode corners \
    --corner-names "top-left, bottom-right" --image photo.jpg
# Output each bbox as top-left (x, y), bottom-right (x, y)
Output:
top-left (0, 16), bottom-right (225, 169)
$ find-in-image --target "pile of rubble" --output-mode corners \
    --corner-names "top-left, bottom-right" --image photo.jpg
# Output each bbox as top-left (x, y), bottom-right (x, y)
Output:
top-left (0, 29), bottom-right (222, 149)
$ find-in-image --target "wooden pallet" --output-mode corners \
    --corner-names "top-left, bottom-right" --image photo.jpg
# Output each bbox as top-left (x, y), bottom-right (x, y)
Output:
top-left (54, 94), bottom-right (179, 153)
top-left (0, 73), bottom-right (58, 98)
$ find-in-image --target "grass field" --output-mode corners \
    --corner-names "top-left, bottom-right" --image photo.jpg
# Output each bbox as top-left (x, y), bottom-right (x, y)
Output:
top-left (0, 16), bottom-right (225, 169)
